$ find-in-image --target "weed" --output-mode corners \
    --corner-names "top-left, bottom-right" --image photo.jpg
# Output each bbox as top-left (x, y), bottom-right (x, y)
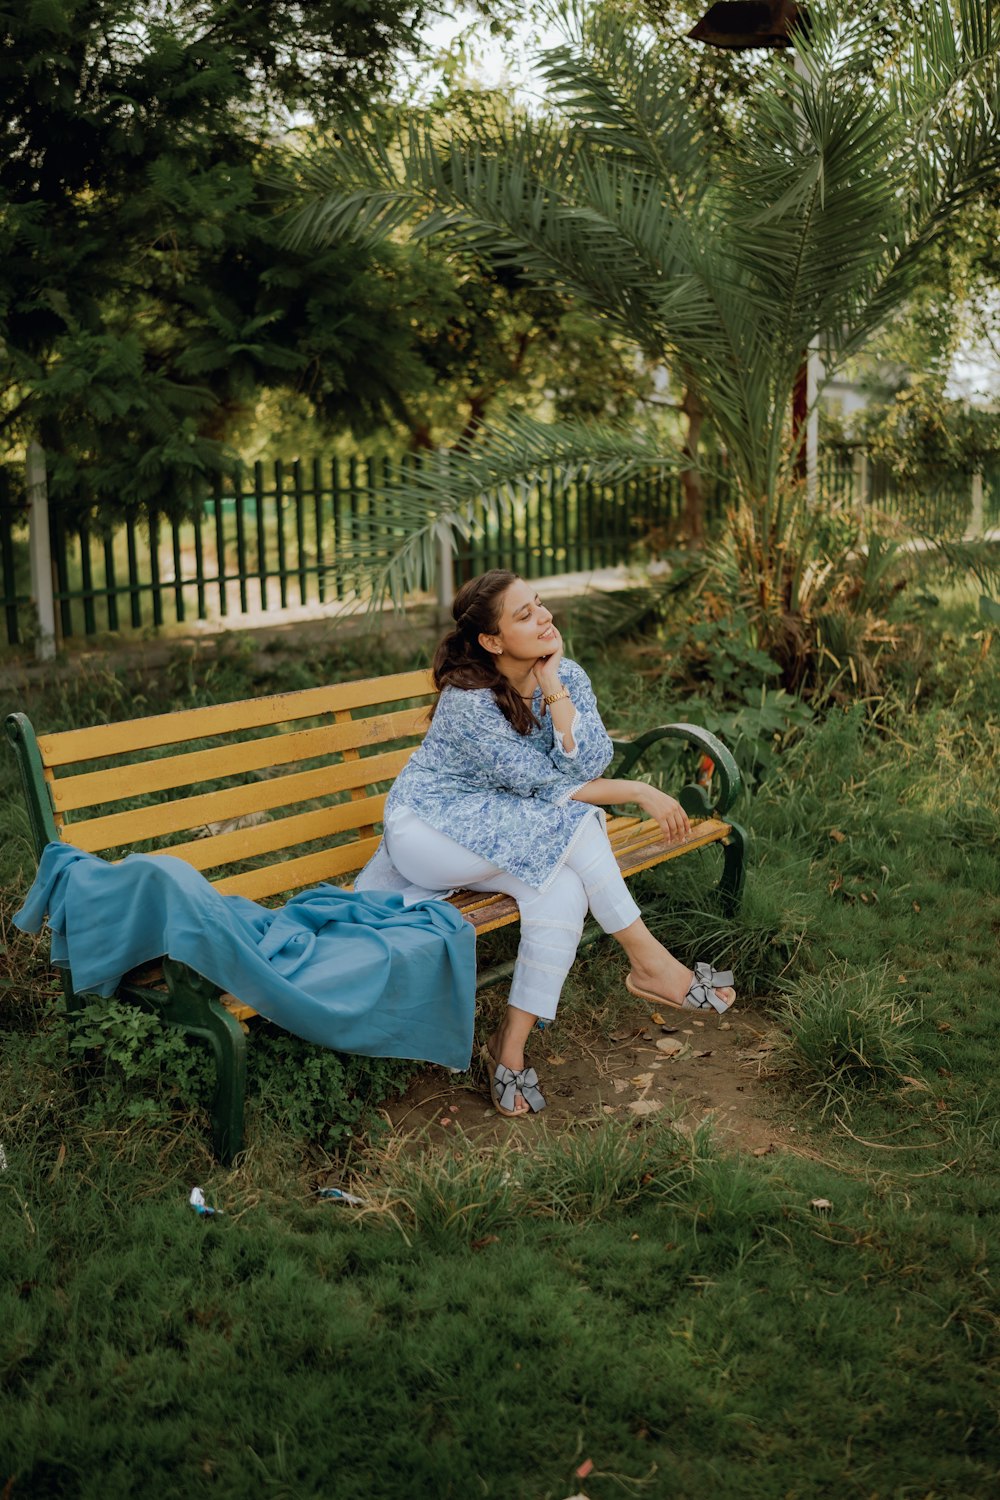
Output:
top-left (769, 961), bottom-right (925, 1118)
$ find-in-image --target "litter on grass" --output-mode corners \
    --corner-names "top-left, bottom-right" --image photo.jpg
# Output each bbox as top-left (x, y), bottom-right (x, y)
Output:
top-left (189, 1187), bottom-right (221, 1217)
top-left (317, 1187), bottom-right (366, 1206)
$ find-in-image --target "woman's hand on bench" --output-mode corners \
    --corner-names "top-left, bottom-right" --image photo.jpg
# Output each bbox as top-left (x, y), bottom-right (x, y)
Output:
top-left (633, 784), bottom-right (691, 844)
top-left (571, 777), bottom-right (692, 843)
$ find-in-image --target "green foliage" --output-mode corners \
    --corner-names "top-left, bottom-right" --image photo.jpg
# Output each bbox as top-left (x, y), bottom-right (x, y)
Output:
top-left (769, 961), bottom-right (926, 1118)
top-left (249, 1029), bottom-right (415, 1149)
top-left (0, 0), bottom-right (467, 518)
top-left (59, 995), bottom-right (416, 1146)
top-left (67, 999), bottom-right (215, 1125)
top-left (855, 377), bottom-right (1000, 486)
top-left (287, 0), bottom-right (1000, 678)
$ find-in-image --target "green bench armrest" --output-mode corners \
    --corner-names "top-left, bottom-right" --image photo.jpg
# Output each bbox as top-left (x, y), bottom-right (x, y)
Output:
top-left (611, 723), bottom-right (743, 820)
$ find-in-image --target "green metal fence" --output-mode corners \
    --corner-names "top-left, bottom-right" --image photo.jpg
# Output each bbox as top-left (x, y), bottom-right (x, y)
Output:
top-left (0, 456), bottom-right (715, 647)
top-left (1, 450), bottom-right (996, 649)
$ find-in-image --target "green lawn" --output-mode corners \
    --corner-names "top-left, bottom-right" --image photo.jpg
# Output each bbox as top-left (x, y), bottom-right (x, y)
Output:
top-left (1, 591), bottom-right (998, 1499)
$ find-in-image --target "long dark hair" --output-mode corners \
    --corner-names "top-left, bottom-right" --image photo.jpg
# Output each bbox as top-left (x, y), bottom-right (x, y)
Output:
top-left (432, 569), bottom-right (538, 735)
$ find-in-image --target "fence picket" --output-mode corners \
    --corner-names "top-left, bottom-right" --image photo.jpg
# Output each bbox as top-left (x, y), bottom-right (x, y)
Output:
top-left (1, 448), bottom-right (993, 648)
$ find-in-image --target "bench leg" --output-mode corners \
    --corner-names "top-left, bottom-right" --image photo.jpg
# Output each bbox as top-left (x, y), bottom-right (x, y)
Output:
top-left (161, 961), bottom-right (248, 1164)
top-left (718, 823), bottom-right (747, 917)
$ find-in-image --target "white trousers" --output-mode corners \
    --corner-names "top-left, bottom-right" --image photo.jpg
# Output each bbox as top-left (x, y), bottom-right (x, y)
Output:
top-left (385, 807), bottom-right (641, 1021)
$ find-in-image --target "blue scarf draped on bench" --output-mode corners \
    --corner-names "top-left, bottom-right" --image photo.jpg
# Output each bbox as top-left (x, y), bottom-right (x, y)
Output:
top-left (15, 842), bottom-right (476, 1070)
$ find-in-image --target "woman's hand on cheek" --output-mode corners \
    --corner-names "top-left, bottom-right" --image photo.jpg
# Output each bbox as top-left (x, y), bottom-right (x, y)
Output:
top-left (533, 628), bottom-right (564, 694)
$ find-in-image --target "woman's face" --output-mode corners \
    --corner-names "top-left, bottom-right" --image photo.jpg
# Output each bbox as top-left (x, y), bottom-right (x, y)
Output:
top-left (481, 578), bottom-right (557, 663)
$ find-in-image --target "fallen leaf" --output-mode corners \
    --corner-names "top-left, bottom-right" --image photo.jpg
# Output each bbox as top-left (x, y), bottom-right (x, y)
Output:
top-left (546, 1054), bottom-right (567, 1066)
top-left (752, 1144), bottom-right (775, 1157)
top-left (936, 1021), bottom-right (952, 1033)
top-left (899, 1075), bottom-right (930, 1091)
top-left (898, 975), bottom-right (907, 983)
top-left (650, 1011), bottom-right (665, 1025)
top-left (471, 1235), bottom-right (499, 1251)
top-left (628, 1099), bottom-right (663, 1116)
top-left (829, 828), bottom-right (846, 843)
top-left (198, 810), bottom-right (269, 838)
top-left (719, 1021), bottom-right (732, 1031)
top-left (810, 1198), bottom-right (833, 1214)
top-left (860, 891), bottom-right (870, 904)
top-left (630, 1072), bottom-right (654, 1089)
top-left (449, 1104), bottom-right (460, 1112)
top-left (693, 1049), bottom-right (713, 1059)
top-left (440, 1117), bottom-right (452, 1127)
top-left (612, 1077), bottom-right (631, 1093)
top-left (912, 900), bottom-right (922, 913)
top-left (656, 1037), bottom-right (684, 1057)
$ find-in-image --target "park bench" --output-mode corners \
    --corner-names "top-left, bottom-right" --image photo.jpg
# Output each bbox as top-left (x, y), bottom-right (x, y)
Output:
top-left (5, 668), bottom-right (746, 1161)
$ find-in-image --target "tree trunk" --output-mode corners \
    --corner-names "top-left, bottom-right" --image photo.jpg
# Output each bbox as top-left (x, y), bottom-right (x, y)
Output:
top-left (680, 380), bottom-right (705, 544)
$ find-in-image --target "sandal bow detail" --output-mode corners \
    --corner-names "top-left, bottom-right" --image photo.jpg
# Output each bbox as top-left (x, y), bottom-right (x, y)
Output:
top-left (685, 961), bottom-right (735, 1013)
top-left (490, 1062), bottom-right (546, 1116)
top-left (625, 960), bottom-right (736, 1014)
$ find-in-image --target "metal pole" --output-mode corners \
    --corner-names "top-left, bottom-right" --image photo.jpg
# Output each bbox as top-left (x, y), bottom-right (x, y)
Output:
top-left (970, 471), bottom-right (984, 538)
top-left (26, 441), bottom-right (56, 660)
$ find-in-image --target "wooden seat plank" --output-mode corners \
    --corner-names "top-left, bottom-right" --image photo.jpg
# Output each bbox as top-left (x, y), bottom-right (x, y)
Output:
top-left (64, 747), bottom-right (415, 852)
top-left (50, 706), bottom-right (428, 812)
top-left (209, 836), bottom-right (382, 900)
top-left (37, 669), bottom-right (435, 765)
top-left (161, 794), bottom-right (386, 871)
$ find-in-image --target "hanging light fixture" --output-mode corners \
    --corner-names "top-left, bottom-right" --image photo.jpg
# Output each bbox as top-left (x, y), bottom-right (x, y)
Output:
top-left (688, 1), bottom-right (806, 50)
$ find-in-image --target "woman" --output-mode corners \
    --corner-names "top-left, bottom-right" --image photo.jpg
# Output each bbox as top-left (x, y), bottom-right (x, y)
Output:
top-left (356, 570), bottom-right (735, 1118)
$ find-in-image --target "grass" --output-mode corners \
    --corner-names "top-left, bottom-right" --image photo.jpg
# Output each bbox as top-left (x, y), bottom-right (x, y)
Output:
top-left (2, 577), bottom-right (1000, 1497)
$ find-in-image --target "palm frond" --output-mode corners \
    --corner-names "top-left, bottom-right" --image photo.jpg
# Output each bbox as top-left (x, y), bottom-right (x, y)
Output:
top-left (327, 413), bottom-right (686, 610)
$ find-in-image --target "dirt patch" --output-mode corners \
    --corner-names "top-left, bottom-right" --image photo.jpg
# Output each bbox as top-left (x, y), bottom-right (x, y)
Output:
top-left (384, 1004), bottom-right (793, 1156)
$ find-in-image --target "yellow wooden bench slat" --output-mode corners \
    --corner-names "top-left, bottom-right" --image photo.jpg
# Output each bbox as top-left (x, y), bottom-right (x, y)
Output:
top-left (64, 748), bottom-right (415, 852)
top-left (210, 836), bottom-right (383, 900)
top-left (162, 794), bottom-right (386, 872)
top-left (36, 669), bottom-right (436, 765)
top-left (50, 706), bottom-right (429, 812)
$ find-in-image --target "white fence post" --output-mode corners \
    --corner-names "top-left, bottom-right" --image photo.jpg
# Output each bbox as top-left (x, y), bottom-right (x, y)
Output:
top-left (436, 520), bottom-right (455, 621)
top-left (970, 471), bottom-right (984, 539)
top-left (26, 441), bottom-right (56, 661)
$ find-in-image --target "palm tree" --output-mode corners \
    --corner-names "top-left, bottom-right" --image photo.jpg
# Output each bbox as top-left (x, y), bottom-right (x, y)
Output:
top-left (286, 0), bottom-right (1000, 669)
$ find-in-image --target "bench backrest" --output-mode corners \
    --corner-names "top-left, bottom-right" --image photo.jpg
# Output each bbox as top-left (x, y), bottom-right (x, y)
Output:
top-left (6, 669), bottom-right (437, 902)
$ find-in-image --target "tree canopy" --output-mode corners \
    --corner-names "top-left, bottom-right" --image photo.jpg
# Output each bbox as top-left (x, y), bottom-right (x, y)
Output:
top-left (0, 0), bottom-right (446, 516)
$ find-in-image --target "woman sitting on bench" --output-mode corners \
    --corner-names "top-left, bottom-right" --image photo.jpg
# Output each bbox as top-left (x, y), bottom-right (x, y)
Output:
top-left (357, 569), bottom-right (736, 1119)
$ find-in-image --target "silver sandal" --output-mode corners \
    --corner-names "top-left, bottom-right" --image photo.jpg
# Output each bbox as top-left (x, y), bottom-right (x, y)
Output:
top-left (626, 960), bottom-right (736, 1014)
top-left (483, 1051), bottom-right (547, 1117)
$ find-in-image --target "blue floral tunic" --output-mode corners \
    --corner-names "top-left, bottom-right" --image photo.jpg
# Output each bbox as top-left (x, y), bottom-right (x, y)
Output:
top-left (358, 658), bottom-right (615, 894)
